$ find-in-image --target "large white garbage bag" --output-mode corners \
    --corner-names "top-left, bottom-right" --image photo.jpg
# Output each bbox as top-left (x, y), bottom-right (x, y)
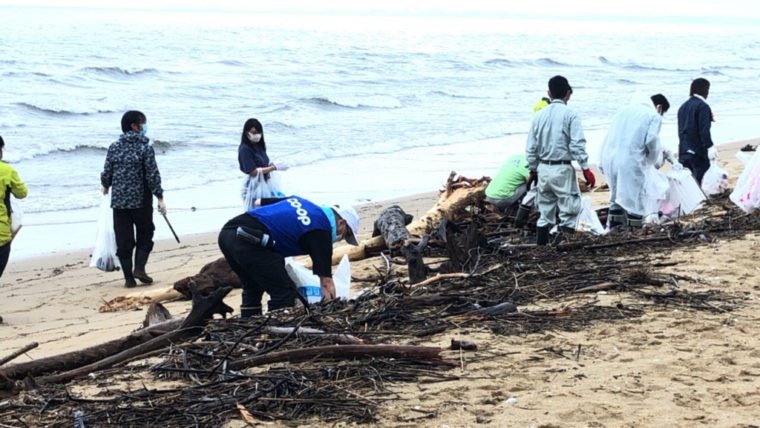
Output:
top-left (730, 149), bottom-right (760, 213)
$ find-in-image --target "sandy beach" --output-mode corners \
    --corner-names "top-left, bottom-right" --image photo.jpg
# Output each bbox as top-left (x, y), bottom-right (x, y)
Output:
top-left (1, 138), bottom-right (759, 426)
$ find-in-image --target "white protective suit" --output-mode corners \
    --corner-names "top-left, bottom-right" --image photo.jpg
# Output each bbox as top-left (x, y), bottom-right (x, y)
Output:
top-left (599, 94), bottom-right (665, 218)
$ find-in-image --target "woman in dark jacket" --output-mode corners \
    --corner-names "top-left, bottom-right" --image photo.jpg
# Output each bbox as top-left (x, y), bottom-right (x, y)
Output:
top-left (239, 118), bottom-right (288, 209)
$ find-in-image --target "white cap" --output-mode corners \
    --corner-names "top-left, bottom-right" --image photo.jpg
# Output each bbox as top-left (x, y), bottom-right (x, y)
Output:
top-left (333, 205), bottom-right (360, 246)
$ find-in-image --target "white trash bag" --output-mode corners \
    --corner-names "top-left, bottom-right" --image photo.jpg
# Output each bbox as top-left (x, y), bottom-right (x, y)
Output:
top-left (89, 194), bottom-right (120, 272)
top-left (242, 171), bottom-right (288, 210)
top-left (285, 255), bottom-right (351, 303)
top-left (701, 163), bottom-right (729, 196)
top-left (576, 196), bottom-right (606, 235)
top-left (730, 149), bottom-right (760, 213)
top-left (642, 168), bottom-right (670, 224)
top-left (662, 169), bottom-right (706, 216)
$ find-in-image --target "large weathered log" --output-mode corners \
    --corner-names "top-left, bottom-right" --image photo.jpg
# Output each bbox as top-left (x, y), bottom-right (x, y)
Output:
top-left (0, 317), bottom-right (184, 387)
top-left (173, 257), bottom-right (242, 299)
top-left (33, 284), bottom-right (233, 386)
top-left (228, 344), bottom-right (455, 371)
top-left (374, 205), bottom-right (428, 284)
top-left (98, 286), bottom-right (184, 312)
top-left (331, 173), bottom-right (488, 265)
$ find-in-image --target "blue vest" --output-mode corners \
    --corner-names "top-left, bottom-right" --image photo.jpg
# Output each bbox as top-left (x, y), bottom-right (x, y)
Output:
top-left (247, 196), bottom-right (331, 257)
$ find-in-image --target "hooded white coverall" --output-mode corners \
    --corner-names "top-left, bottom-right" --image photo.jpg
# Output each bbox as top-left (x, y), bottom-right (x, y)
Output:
top-left (526, 100), bottom-right (589, 229)
top-left (599, 94), bottom-right (664, 218)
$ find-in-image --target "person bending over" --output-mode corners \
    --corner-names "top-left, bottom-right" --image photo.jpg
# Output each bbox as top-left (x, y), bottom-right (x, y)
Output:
top-left (599, 93), bottom-right (670, 227)
top-left (218, 196), bottom-right (360, 317)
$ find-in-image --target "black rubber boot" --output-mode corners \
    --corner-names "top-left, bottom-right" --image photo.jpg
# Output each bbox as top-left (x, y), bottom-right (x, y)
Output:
top-left (133, 249), bottom-right (154, 284)
top-left (626, 213), bottom-right (644, 228)
top-left (515, 204), bottom-right (531, 228)
top-left (608, 209), bottom-right (625, 228)
top-left (536, 226), bottom-right (550, 246)
top-left (240, 306), bottom-right (263, 318)
top-left (119, 257), bottom-right (137, 288)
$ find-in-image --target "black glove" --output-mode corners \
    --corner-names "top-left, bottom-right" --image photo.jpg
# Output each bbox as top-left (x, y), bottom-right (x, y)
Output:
top-left (527, 170), bottom-right (538, 189)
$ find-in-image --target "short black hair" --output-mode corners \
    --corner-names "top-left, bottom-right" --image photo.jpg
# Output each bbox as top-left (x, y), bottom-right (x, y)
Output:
top-left (0, 135), bottom-right (4, 149)
top-left (650, 94), bottom-right (670, 113)
top-left (690, 78), bottom-right (710, 98)
top-left (548, 75), bottom-right (572, 100)
top-left (121, 110), bottom-right (146, 133)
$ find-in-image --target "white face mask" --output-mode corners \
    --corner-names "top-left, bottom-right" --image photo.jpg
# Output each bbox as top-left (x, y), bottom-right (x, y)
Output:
top-left (247, 132), bottom-right (262, 143)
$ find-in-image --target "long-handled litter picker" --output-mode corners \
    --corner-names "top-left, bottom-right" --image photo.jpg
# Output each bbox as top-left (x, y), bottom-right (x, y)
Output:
top-left (162, 213), bottom-right (180, 243)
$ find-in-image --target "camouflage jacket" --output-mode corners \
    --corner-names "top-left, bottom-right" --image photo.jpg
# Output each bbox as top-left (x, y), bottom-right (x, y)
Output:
top-left (101, 132), bottom-right (163, 209)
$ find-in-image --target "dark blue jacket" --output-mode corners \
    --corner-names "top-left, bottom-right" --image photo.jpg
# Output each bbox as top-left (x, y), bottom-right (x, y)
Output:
top-left (677, 96), bottom-right (713, 161)
top-left (238, 143), bottom-right (270, 174)
top-left (247, 196), bottom-right (332, 258)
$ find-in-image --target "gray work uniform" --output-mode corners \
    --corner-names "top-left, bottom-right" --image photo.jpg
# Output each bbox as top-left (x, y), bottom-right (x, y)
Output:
top-left (525, 100), bottom-right (589, 229)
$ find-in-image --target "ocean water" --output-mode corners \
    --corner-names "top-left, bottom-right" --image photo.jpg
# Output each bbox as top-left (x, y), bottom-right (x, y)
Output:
top-left (2, 6), bottom-right (760, 260)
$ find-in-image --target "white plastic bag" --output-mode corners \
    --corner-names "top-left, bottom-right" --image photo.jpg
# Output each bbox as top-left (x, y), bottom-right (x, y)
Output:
top-left (576, 196), bottom-right (606, 235)
top-left (285, 255), bottom-right (351, 303)
top-left (642, 168), bottom-right (670, 223)
top-left (241, 171), bottom-right (287, 210)
top-left (701, 163), bottom-right (729, 196)
top-left (662, 169), bottom-right (706, 216)
top-left (89, 194), bottom-right (120, 272)
top-left (730, 149), bottom-right (760, 213)
top-left (521, 188), bottom-right (537, 207)
top-left (10, 203), bottom-right (23, 239)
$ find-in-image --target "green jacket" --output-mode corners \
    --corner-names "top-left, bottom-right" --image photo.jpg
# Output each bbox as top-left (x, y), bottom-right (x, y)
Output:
top-left (485, 154), bottom-right (530, 200)
top-left (0, 162), bottom-right (28, 245)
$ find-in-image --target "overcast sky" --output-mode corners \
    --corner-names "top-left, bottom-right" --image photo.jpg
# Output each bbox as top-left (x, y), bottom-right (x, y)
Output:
top-left (0, 0), bottom-right (756, 20)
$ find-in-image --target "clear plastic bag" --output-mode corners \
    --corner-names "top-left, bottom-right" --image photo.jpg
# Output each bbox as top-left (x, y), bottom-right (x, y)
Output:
top-left (241, 171), bottom-right (287, 210)
top-left (701, 163), bottom-right (729, 196)
top-left (576, 196), bottom-right (606, 235)
top-left (730, 149), bottom-right (760, 213)
top-left (285, 255), bottom-right (351, 303)
top-left (89, 194), bottom-right (120, 272)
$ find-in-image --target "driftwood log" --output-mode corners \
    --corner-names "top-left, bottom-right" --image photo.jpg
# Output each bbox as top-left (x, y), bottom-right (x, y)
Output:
top-left (0, 284), bottom-right (232, 390)
top-left (35, 284), bottom-right (233, 386)
top-left (227, 344), bottom-right (454, 370)
top-left (330, 172), bottom-right (488, 265)
top-left (173, 257), bottom-right (242, 299)
top-left (0, 318), bottom-right (184, 389)
top-left (374, 205), bottom-right (428, 284)
top-left (98, 286), bottom-right (184, 312)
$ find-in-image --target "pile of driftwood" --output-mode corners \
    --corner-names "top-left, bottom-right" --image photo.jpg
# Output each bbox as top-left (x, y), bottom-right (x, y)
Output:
top-left (0, 178), bottom-right (754, 426)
